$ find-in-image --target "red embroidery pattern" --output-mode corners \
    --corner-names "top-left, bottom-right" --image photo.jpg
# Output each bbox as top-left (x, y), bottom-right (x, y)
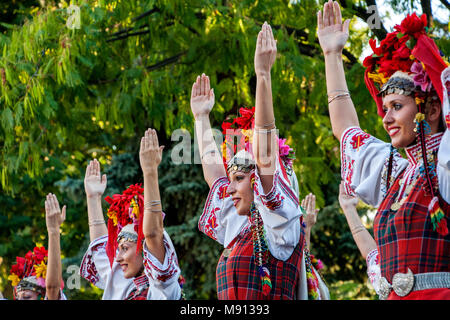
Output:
top-left (350, 132), bottom-right (371, 150)
top-left (262, 193), bottom-right (285, 211)
top-left (204, 208), bottom-right (219, 240)
top-left (445, 113), bottom-right (450, 130)
top-left (79, 236), bottom-right (107, 286)
top-left (218, 184), bottom-right (230, 200)
top-left (143, 239), bottom-right (179, 282)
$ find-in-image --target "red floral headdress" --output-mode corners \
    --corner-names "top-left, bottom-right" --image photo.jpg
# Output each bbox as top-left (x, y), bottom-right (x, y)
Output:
top-left (104, 183), bottom-right (145, 267)
top-left (363, 13), bottom-right (448, 117)
top-left (221, 107), bottom-right (296, 175)
top-left (8, 246), bottom-right (49, 299)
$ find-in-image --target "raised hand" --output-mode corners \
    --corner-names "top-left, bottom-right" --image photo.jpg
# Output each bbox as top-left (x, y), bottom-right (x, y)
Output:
top-left (190, 73), bottom-right (215, 119)
top-left (45, 193), bottom-right (66, 234)
top-left (139, 128), bottom-right (164, 175)
top-left (254, 22), bottom-right (277, 76)
top-left (338, 181), bottom-right (359, 210)
top-left (317, 0), bottom-right (351, 55)
top-left (301, 193), bottom-right (319, 229)
top-left (84, 159), bottom-right (107, 198)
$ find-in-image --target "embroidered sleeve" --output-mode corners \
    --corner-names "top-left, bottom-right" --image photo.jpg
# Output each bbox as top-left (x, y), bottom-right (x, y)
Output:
top-left (198, 176), bottom-right (249, 248)
top-left (438, 67), bottom-right (450, 203)
top-left (143, 230), bottom-right (182, 300)
top-left (79, 235), bottom-right (109, 289)
top-left (366, 249), bottom-right (381, 296)
top-left (253, 155), bottom-right (302, 261)
top-left (340, 126), bottom-right (408, 207)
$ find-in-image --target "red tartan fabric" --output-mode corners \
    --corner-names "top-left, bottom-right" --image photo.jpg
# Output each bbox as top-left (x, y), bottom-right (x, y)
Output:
top-left (125, 274), bottom-right (150, 300)
top-left (216, 225), bottom-right (305, 300)
top-left (375, 168), bottom-right (450, 284)
top-left (388, 288), bottom-right (450, 300)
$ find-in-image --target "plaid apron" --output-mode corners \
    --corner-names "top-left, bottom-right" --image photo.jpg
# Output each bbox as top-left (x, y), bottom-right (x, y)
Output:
top-left (375, 167), bottom-right (450, 286)
top-left (216, 227), bottom-right (305, 300)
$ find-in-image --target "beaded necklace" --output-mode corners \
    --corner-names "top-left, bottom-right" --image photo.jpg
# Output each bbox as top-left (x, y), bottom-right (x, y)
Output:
top-left (249, 202), bottom-right (272, 296)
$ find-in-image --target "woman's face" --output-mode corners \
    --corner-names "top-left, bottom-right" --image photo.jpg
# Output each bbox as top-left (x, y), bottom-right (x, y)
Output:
top-left (115, 240), bottom-right (144, 279)
top-left (382, 94), bottom-right (418, 148)
top-left (226, 170), bottom-right (254, 215)
top-left (16, 289), bottom-right (39, 300)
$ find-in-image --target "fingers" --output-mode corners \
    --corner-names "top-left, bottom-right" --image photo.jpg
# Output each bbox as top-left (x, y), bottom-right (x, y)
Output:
top-left (101, 174), bottom-right (107, 186)
top-left (45, 193), bottom-right (61, 214)
top-left (343, 19), bottom-right (351, 35)
top-left (191, 80), bottom-right (197, 98)
top-left (323, 1), bottom-right (330, 27)
top-left (334, 1), bottom-right (342, 26)
top-left (195, 75), bottom-right (201, 96)
top-left (61, 205), bottom-right (66, 222)
top-left (317, 10), bottom-right (324, 30)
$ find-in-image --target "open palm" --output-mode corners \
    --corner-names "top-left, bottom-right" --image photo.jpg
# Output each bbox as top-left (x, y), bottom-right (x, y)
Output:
top-left (84, 159), bottom-right (107, 197)
top-left (190, 73), bottom-right (215, 118)
top-left (317, 0), bottom-right (350, 55)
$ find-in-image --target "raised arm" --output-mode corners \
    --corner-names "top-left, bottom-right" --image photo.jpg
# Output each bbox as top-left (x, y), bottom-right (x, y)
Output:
top-left (140, 128), bottom-right (165, 264)
top-left (45, 193), bottom-right (66, 300)
top-left (338, 181), bottom-right (377, 259)
top-left (190, 74), bottom-right (226, 188)
top-left (253, 22), bottom-right (278, 193)
top-left (84, 159), bottom-right (108, 242)
top-left (317, 0), bottom-right (359, 140)
top-left (301, 193), bottom-right (319, 250)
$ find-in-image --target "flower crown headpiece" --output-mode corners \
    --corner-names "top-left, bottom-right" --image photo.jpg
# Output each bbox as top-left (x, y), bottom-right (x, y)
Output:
top-left (220, 106), bottom-right (296, 172)
top-left (104, 183), bottom-right (145, 267)
top-left (8, 246), bottom-right (48, 299)
top-left (363, 13), bottom-right (449, 117)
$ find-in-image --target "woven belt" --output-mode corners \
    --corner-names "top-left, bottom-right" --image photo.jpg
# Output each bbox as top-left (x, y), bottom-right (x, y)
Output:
top-left (379, 268), bottom-right (450, 300)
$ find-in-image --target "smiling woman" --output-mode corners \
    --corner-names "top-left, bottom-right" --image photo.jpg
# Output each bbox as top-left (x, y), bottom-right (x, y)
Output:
top-left (318, 0), bottom-right (450, 300)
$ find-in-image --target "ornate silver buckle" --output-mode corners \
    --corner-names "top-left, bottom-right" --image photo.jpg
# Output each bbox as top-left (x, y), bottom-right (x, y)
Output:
top-left (379, 268), bottom-right (415, 300)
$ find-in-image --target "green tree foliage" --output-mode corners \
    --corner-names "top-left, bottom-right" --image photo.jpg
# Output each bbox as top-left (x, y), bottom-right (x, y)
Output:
top-left (0, 0), bottom-right (448, 300)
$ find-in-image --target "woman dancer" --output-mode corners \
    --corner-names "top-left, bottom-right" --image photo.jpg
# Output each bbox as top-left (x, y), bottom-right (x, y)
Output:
top-left (79, 129), bottom-right (182, 299)
top-left (317, 0), bottom-right (449, 299)
top-left (193, 23), bottom-right (328, 299)
top-left (8, 194), bottom-right (66, 300)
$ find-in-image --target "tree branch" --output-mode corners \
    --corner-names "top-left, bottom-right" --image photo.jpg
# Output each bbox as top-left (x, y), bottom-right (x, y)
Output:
top-left (420, 0), bottom-right (433, 26)
top-left (340, 0), bottom-right (388, 40)
top-left (439, 0), bottom-right (450, 10)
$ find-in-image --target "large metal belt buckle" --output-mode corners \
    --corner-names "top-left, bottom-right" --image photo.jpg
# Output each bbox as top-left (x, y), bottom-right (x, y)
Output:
top-left (379, 268), bottom-right (415, 300)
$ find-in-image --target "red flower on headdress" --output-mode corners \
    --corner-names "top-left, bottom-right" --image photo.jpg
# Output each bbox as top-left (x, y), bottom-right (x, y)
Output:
top-left (369, 38), bottom-right (383, 57)
top-left (395, 13), bottom-right (427, 38)
top-left (33, 246), bottom-right (48, 264)
top-left (234, 107), bottom-right (255, 130)
top-left (380, 32), bottom-right (399, 51)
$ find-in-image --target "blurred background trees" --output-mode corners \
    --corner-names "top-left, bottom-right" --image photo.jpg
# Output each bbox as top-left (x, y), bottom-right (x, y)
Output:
top-left (0, 0), bottom-right (448, 299)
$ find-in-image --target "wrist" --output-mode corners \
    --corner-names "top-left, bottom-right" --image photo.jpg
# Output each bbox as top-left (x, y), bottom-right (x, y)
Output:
top-left (324, 50), bottom-right (343, 59)
top-left (194, 113), bottom-right (210, 121)
top-left (255, 71), bottom-right (271, 78)
top-left (86, 193), bottom-right (102, 200)
top-left (143, 168), bottom-right (158, 177)
top-left (47, 229), bottom-right (60, 236)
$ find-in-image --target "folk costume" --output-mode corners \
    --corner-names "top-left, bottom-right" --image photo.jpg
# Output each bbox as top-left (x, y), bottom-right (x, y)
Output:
top-left (8, 246), bottom-right (66, 300)
top-left (79, 184), bottom-right (183, 300)
top-left (342, 13), bottom-right (450, 299)
top-left (199, 107), bottom-right (329, 300)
